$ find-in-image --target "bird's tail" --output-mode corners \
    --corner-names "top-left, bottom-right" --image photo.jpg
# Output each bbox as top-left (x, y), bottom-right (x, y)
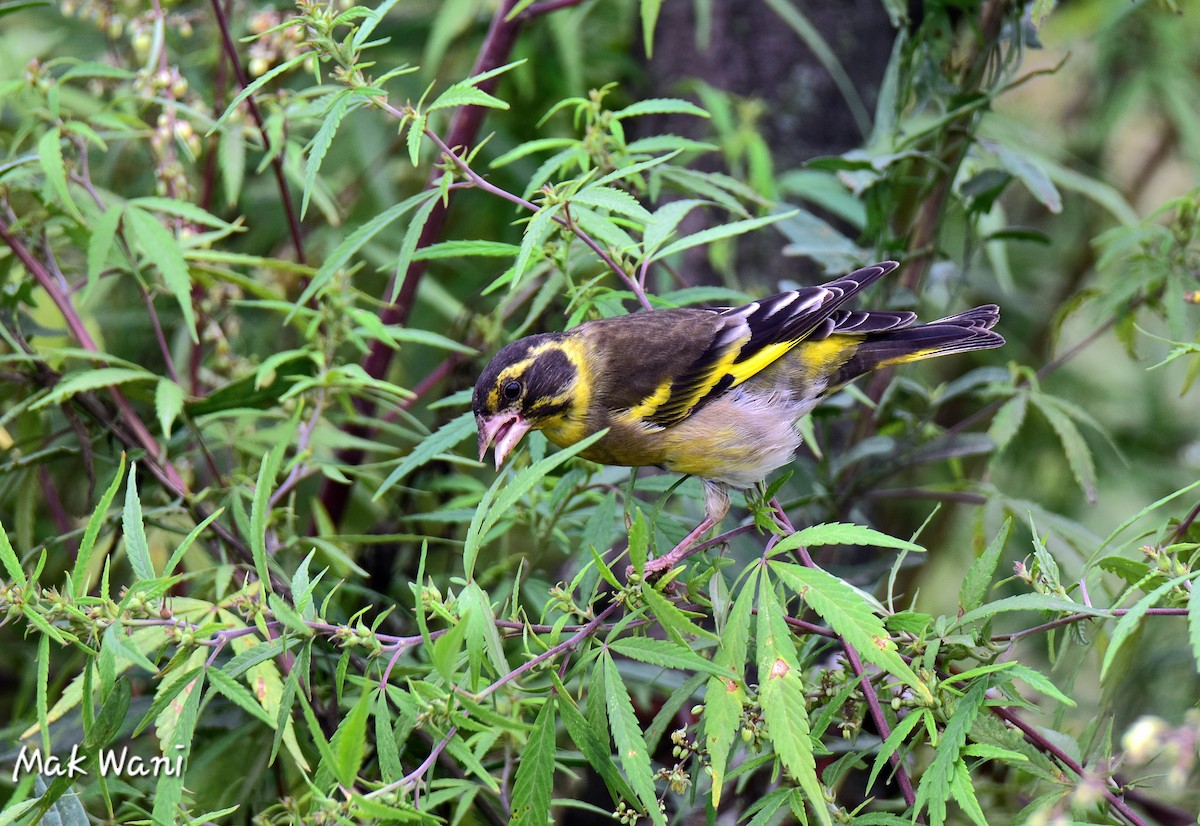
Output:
top-left (833, 305), bottom-right (1004, 386)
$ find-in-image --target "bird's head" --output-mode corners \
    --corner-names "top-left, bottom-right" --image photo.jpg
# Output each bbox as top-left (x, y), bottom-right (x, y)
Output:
top-left (472, 333), bottom-right (585, 469)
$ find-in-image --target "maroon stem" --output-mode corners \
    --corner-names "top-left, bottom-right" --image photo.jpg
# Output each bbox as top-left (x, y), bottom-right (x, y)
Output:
top-left (208, 0), bottom-right (306, 264)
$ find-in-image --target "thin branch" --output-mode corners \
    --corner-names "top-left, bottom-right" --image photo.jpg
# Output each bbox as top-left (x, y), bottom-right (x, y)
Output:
top-left (208, 0), bottom-right (306, 264)
top-left (992, 606), bottom-right (1188, 643)
top-left (475, 599), bottom-right (621, 701)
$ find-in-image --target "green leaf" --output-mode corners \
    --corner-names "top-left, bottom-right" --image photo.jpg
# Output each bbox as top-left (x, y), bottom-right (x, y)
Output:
top-left (570, 185), bottom-right (653, 222)
top-left (703, 570), bottom-right (751, 812)
top-left (87, 206), bottom-right (124, 285)
top-left (302, 90), bottom-right (356, 219)
top-left (958, 518), bottom-right (1011, 615)
top-left (122, 466), bottom-right (154, 582)
top-left (770, 522), bottom-right (924, 556)
top-left (427, 82), bottom-right (509, 113)
top-left (551, 672), bottom-right (639, 805)
top-left (124, 206), bottom-right (198, 343)
top-left (988, 392), bottom-right (1027, 453)
top-left (290, 191), bottom-right (431, 317)
top-left (509, 698), bottom-right (556, 826)
top-left (458, 582), bottom-right (509, 681)
top-left (463, 428), bottom-right (606, 579)
top-left (627, 508), bottom-right (649, 574)
top-left (638, 0), bottom-right (663, 56)
top-left (612, 97), bottom-right (710, 120)
top-left (641, 584), bottom-right (717, 644)
top-left (375, 412), bottom-right (475, 498)
top-left (756, 582), bottom-right (830, 826)
top-left (38, 127), bottom-right (84, 221)
top-left (0, 513), bottom-right (27, 589)
top-left (30, 367), bottom-right (155, 410)
top-left (914, 684), bottom-right (985, 826)
top-left (953, 593), bottom-right (1103, 631)
top-left (208, 52), bottom-right (309, 134)
top-left (610, 636), bottom-right (731, 679)
top-left (509, 202), bottom-right (563, 291)
top-left (413, 239), bottom-right (520, 260)
top-left (251, 445), bottom-right (284, 591)
top-left (330, 688), bottom-right (372, 786)
top-left (205, 667), bottom-right (276, 727)
top-left (155, 378), bottom-right (185, 438)
top-left (161, 508), bottom-right (222, 578)
top-left (772, 562), bottom-right (930, 703)
top-left (1102, 571), bottom-right (1198, 682)
top-left (389, 191), bottom-right (442, 303)
top-left (1032, 394), bottom-right (1096, 502)
top-left (603, 652), bottom-right (663, 825)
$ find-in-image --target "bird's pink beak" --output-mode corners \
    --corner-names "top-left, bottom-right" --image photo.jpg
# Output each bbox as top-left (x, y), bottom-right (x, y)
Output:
top-left (476, 411), bottom-right (532, 470)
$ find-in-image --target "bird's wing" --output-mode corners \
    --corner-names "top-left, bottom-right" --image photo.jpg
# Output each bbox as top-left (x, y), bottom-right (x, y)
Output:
top-left (644, 261), bottom-right (900, 427)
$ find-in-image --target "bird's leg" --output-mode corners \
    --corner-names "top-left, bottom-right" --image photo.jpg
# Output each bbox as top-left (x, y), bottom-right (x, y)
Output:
top-left (641, 481), bottom-right (730, 579)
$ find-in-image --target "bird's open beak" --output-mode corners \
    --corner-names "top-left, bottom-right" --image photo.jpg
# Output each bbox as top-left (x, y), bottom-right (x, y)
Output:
top-left (476, 411), bottom-right (532, 470)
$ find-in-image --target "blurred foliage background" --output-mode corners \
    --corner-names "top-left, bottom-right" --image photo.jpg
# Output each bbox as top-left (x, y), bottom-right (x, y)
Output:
top-left (1, 0), bottom-right (1199, 823)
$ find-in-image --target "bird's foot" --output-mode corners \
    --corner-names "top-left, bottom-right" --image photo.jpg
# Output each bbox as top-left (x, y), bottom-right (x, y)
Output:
top-left (638, 515), bottom-right (718, 581)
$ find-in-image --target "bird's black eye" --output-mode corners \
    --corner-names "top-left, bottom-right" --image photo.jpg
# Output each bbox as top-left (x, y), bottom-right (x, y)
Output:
top-left (502, 380), bottom-right (522, 402)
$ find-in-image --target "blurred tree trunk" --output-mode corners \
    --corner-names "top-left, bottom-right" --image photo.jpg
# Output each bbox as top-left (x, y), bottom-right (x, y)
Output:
top-left (640, 0), bottom-right (895, 287)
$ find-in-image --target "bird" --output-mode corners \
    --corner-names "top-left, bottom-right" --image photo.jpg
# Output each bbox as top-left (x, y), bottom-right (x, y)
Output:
top-left (473, 261), bottom-right (1003, 575)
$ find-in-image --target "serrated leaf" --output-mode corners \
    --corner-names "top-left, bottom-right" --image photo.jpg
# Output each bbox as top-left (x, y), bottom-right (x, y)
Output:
top-left (290, 191), bottom-right (431, 317)
top-left (509, 698), bottom-right (556, 826)
top-left (551, 671), bottom-right (639, 804)
top-left (603, 652), bottom-right (663, 824)
top-left (124, 206), bottom-right (198, 343)
top-left (770, 522), bottom-right (924, 556)
top-left (651, 211), bottom-right (794, 262)
top-left (771, 562), bottom-right (930, 703)
top-left (72, 455), bottom-right (124, 595)
top-left (642, 199), bottom-right (707, 257)
top-left (87, 206), bottom-right (123, 285)
top-left (509, 202), bottom-right (563, 291)
top-left (1102, 572), bottom-right (1197, 681)
top-left (208, 52), bottom-right (309, 134)
top-left (30, 367), bottom-right (155, 410)
top-left (303, 90), bottom-right (355, 219)
top-left (959, 518), bottom-right (1011, 615)
top-left (375, 412), bottom-right (475, 498)
top-left (570, 185), bottom-right (653, 222)
top-left (1032, 395), bottom-right (1097, 502)
top-left (914, 683), bottom-right (984, 826)
top-left (205, 667), bottom-right (275, 727)
top-left (988, 392), bottom-right (1027, 453)
top-left (389, 191), bottom-right (441, 303)
top-left (641, 584), bottom-right (717, 644)
top-left (612, 97), bottom-right (709, 120)
top-left (427, 83), bottom-right (509, 112)
top-left (756, 583), bottom-right (829, 826)
top-left (610, 636), bottom-right (731, 678)
top-left (38, 127), bottom-right (83, 221)
top-left (954, 593), bottom-right (1102, 630)
top-left (1190, 582), bottom-right (1200, 671)
top-left (463, 428), bottom-right (605, 578)
top-left (0, 513), bottom-right (27, 588)
top-left (122, 466), bottom-right (154, 582)
top-left (155, 378), bottom-right (185, 438)
top-left (703, 670), bottom-right (745, 807)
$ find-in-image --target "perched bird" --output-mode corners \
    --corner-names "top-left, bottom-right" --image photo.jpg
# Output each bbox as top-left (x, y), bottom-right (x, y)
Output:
top-left (473, 261), bottom-right (1003, 573)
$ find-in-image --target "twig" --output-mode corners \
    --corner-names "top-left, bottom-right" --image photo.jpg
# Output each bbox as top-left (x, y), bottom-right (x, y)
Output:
top-left (991, 705), bottom-right (1146, 826)
top-left (475, 599), bottom-right (621, 701)
top-left (208, 0), bottom-right (306, 264)
top-left (991, 606), bottom-right (1188, 643)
